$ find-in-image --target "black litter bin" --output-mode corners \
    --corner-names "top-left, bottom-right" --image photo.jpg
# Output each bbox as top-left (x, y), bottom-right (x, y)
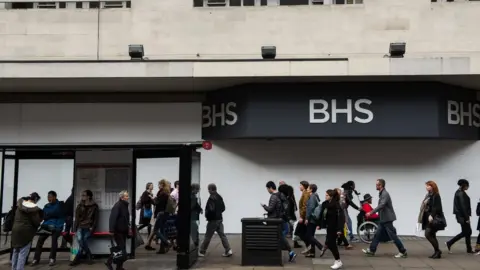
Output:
top-left (241, 217), bottom-right (283, 266)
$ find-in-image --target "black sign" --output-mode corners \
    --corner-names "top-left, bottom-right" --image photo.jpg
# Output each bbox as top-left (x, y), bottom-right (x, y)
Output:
top-left (202, 82), bottom-right (479, 140)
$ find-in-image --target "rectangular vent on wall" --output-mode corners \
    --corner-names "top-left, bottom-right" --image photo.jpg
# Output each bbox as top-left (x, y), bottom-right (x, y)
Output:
top-left (36, 2), bottom-right (57, 8)
top-left (207, 0), bottom-right (227, 6)
top-left (103, 1), bottom-right (123, 8)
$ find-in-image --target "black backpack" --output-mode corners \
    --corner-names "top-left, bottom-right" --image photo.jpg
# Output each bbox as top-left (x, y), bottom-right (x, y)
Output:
top-left (2, 206), bottom-right (16, 233)
top-left (276, 193), bottom-right (289, 221)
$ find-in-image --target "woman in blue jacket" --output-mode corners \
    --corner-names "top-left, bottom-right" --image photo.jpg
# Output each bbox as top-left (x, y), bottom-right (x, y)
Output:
top-left (31, 191), bottom-right (65, 267)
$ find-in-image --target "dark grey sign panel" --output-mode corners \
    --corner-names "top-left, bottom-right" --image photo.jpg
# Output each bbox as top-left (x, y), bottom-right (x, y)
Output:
top-left (202, 82), bottom-right (479, 140)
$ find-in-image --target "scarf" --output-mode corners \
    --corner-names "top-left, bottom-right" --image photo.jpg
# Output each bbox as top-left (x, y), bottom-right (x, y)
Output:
top-left (417, 193), bottom-right (431, 223)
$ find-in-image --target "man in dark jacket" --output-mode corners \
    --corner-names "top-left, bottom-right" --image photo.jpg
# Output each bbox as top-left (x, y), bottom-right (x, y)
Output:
top-left (446, 179), bottom-right (474, 253)
top-left (31, 191), bottom-right (65, 267)
top-left (11, 193), bottom-right (42, 270)
top-left (341, 181), bottom-right (360, 242)
top-left (106, 191), bottom-right (130, 270)
top-left (70, 189), bottom-right (99, 266)
top-left (262, 181), bottom-right (297, 262)
top-left (304, 184), bottom-right (324, 257)
top-left (198, 184), bottom-right (232, 257)
top-left (191, 183), bottom-right (203, 248)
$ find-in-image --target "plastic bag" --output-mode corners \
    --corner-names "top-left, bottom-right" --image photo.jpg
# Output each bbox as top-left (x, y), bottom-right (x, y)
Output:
top-left (415, 223), bottom-right (425, 238)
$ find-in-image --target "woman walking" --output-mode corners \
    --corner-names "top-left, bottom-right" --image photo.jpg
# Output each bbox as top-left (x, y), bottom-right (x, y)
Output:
top-left (419, 181), bottom-right (446, 259)
top-left (446, 179), bottom-right (474, 254)
top-left (139, 182), bottom-right (155, 250)
top-left (323, 189), bottom-right (345, 269)
top-left (11, 193), bottom-right (42, 270)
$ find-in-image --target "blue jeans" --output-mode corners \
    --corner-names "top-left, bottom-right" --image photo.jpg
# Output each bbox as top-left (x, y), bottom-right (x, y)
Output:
top-left (12, 243), bottom-right (31, 270)
top-left (154, 212), bottom-right (170, 246)
top-left (76, 228), bottom-right (92, 258)
top-left (369, 221), bottom-right (406, 253)
top-left (280, 221), bottom-right (292, 252)
top-left (346, 213), bottom-right (354, 239)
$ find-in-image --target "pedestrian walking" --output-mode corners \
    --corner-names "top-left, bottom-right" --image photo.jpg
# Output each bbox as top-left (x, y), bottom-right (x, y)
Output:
top-left (446, 179), bottom-right (475, 254)
top-left (362, 179), bottom-right (407, 258)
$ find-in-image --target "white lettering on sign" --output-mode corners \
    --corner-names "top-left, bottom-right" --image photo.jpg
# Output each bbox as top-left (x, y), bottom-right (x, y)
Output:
top-left (447, 100), bottom-right (480, 127)
top-left (309, 99), bottom-right (374, 124)
top-left (202, 102), bottom-right (238, 128)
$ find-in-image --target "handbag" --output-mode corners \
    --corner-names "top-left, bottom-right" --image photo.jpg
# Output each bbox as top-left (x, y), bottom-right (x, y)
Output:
top-left (143, 207), bottom-right (153, 219)
top-left (432, 215), bottom-right (447, 230)
top-left (109, 238), bottom-right (127, 264)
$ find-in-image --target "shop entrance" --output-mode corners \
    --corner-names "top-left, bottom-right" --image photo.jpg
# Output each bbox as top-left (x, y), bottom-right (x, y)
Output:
top-left (0, 144), bottom-right (201, 269)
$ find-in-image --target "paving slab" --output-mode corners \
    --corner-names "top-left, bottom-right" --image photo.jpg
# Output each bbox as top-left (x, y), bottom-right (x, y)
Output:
top-left (1, 234), bottom-right (480, 269)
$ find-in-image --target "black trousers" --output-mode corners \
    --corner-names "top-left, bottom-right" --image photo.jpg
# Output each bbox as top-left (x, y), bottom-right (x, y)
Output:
top-left (447, 221), bottom-right (472, 252)
top-left (107, 233), bottom-right (127, 269)
top-left (294, 222), bottom-right (308, 245)
top-left (306, 223), bottom-right (323, 254)
top-left (326, 229), bottom-right (340, 260)
top-left (425, 227), bottom-right (439, 252)
top-left (33, 230), bottom-right (61, 261)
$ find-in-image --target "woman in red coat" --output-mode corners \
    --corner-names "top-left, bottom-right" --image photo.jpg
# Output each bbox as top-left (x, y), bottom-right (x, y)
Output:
top-left (361, 194), bottom-right (379, 221)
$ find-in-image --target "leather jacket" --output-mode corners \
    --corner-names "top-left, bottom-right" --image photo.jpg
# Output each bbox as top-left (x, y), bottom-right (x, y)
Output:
top-left (453, 189), bottom-right (471, 223)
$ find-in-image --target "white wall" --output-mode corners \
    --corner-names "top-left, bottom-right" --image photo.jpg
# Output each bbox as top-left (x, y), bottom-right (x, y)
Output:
top-left (1, 0), bottom-right (480, 61)
top-left (0, 103), bottom-right (201, 145)
top-left (201, 140), bottom-right (480, 237)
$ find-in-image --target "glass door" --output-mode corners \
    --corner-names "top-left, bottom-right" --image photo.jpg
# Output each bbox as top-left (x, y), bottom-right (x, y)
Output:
top-left (0, 150), bottom-right (75, 255)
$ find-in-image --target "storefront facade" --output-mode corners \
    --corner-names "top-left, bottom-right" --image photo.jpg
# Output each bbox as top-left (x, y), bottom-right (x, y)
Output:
top-left (201, 82), bottom-right (480, 238)
top-left (1, 82), bottom-right (479, 249)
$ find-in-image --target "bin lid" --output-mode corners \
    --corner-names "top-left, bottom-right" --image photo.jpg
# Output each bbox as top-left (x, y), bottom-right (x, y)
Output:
top-left (241, 217), bottom-right (283, 223)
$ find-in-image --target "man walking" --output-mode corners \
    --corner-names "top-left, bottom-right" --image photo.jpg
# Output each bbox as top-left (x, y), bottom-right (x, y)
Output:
top-left (304, 184), bottom-right (324, 257)
top-left (262, 181), bottom-right (297, 262)
top-left (362, 179), bottom-right (407, 258)
top-left (198, 184), bottom-right (233, 257)
top-left (105, 191), bottom-right (130, 270)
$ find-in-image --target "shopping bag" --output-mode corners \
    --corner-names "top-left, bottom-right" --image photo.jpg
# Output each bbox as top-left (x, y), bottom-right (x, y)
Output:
top-left (344, 224), bottom-right (348, 238)
top-left (69, 236), bottom-right (80, 262)
top-left (415, 223), bottom-right (425, 238)
top-left (110, 238), bottom-right (127, 264)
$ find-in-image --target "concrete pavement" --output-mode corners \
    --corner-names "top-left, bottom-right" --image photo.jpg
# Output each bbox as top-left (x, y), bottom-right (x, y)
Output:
top-left (1, 235), bottom-right (479, 270)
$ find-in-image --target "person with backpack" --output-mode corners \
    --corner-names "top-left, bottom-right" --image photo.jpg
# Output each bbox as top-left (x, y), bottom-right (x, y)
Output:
top-left (262, 181), bottom-right (297, 262)
top-left (10, 192), bottom-right (42, 270)
top-left (278, 181), bottom-right (298, 242)
top-left (31, 191), bottom-right (66, 267)
top-left (304, 184), bottom-right (324, 258)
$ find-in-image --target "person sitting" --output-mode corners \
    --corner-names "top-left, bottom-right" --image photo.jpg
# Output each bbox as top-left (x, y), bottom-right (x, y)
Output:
top-left (31, 191), bottom-right (66, 267)
top-left (361, 194), bottom-right (379, 221)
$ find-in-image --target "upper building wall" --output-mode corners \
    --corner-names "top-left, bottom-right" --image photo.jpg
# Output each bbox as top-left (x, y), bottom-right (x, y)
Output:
top-left (0, 0), bottom-right (478, 60)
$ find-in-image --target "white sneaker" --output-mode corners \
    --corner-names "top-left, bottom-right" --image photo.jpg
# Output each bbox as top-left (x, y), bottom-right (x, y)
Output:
top-left (301, 245), bottom-right (311, 254)
top-left (475, 251), bottom-right (480, 256)
top-left (222, 249), bottom-right (233, 257)
top-left (198, 251), bottom-right (205, 257)
top-left (330, 260), bottom-right (343, 269)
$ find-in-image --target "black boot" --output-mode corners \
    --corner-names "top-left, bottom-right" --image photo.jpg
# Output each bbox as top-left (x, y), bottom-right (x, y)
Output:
top-left (86, 251), bottom-right (93, 265)
top-left (432, 250), bottom-right (442, 259)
